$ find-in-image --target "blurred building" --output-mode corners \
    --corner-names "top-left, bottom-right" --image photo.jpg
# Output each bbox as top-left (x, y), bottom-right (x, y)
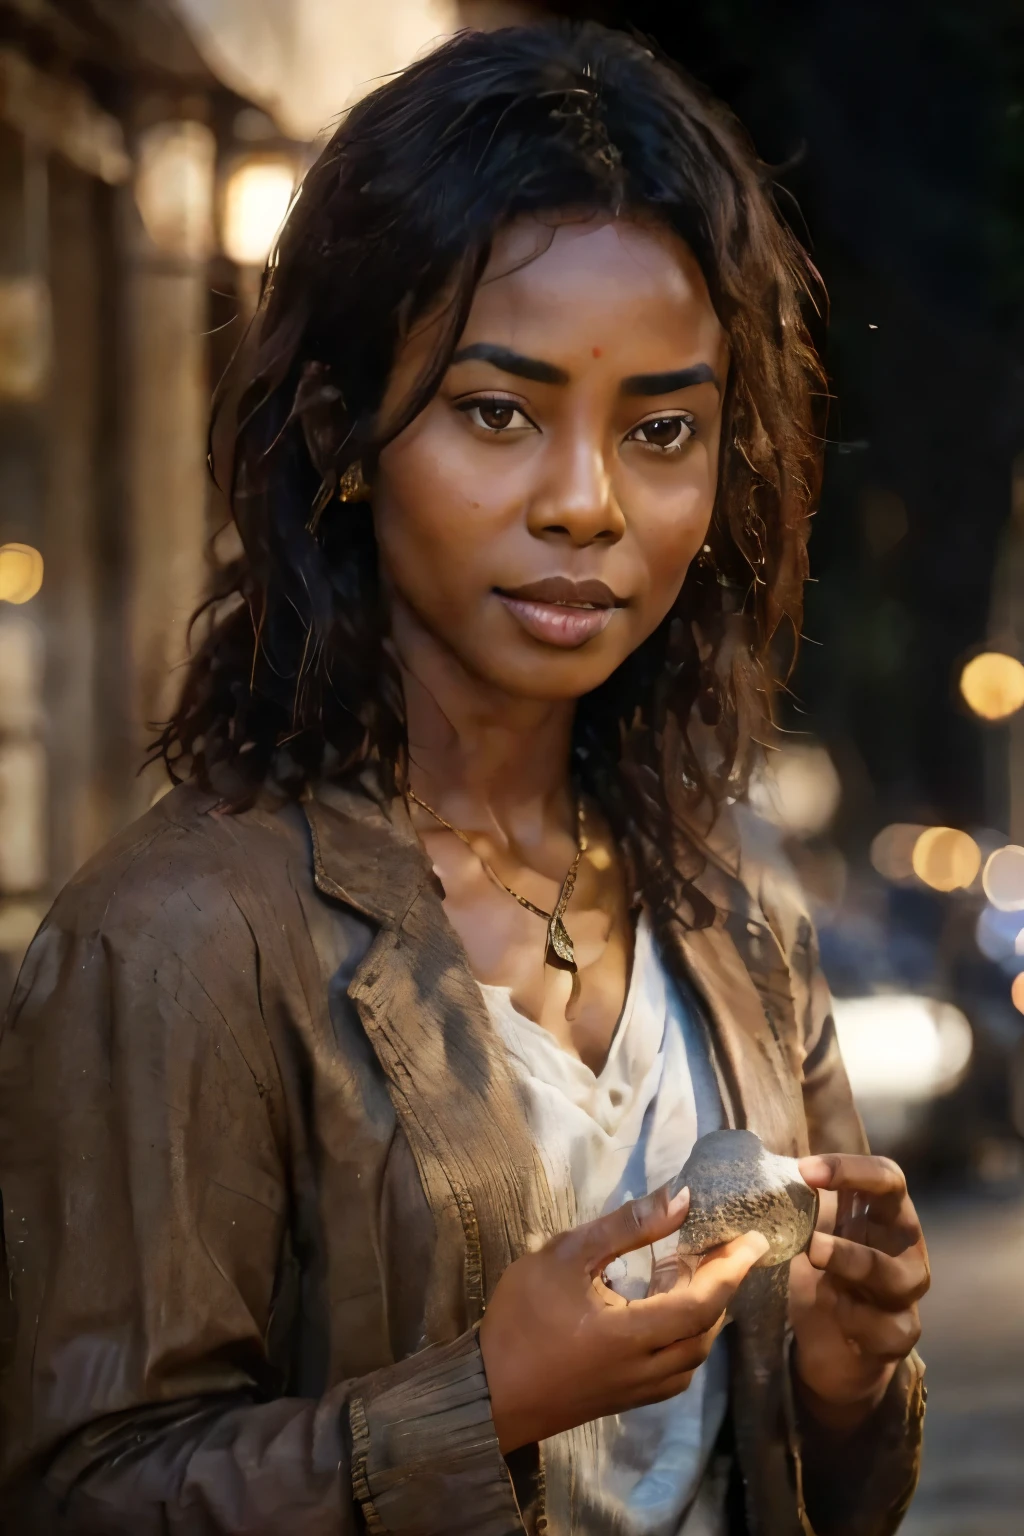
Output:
top-left (0, 1), bottom-right (293, 997)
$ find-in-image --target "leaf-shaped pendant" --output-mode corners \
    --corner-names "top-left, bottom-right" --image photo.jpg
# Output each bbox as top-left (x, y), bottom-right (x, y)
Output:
top-left (547, 914), bottom-right (577, 971)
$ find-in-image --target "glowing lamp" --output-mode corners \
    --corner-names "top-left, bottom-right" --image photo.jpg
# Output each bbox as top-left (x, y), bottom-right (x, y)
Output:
top-left (0, 544), bottom-right (43, 605)
top-left (222, 157), bottom-right (297, 268)
top-left (134, 121), bottom-right (217, 260)
top-left (959, 651), bottom-right (1024, 721)
top-left (911, 826), bottom-right (981, 892)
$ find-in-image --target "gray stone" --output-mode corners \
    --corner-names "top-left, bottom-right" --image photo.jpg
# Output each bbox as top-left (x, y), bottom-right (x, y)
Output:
top-left (674, 1129), bottom-right (819, 1268)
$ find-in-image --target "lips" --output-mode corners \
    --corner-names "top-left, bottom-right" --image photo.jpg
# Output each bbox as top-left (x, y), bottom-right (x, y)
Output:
top-left (495, 575), bottom-right (624, 649)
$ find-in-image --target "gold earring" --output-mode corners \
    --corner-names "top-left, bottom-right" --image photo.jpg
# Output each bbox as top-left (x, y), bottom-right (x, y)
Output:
top-left (338, 461), bottom-right (370, 502)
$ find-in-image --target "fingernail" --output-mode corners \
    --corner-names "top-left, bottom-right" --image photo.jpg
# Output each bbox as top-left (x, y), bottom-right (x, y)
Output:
top-left (808, 1232), bottom-right (834, 1268)
top-left (668, 1186), bottom-right (690, 1220)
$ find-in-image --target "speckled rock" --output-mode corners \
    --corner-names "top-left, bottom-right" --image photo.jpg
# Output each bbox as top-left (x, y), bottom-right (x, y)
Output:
top-left (674, 1129), bottom-right (819, 1268)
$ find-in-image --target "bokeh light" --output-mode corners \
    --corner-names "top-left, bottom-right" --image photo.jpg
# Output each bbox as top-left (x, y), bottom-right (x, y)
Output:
top-left (870, 823), bottom-right (927, 882)
top-left (959, 651), bottom-right (1024, 721)
top-left (975, 904), bottom-right (1024, 968)
top-left (747, 743), bottom-right (842, 837)
top-left (134, 121), bottom-right (216, 260)
top-left (911, 826), bottom-right (981, 892)
top-left (832, 994), bottom-right (973, 1101)
top-left (0, 543), bottom-right (44, 605)
top-left (222, 158), bottom-right (297, 267)
top-left (1012, 973), bottom-right (1024, 1015)
top-left (983, 845), bottom-right (1024, 911)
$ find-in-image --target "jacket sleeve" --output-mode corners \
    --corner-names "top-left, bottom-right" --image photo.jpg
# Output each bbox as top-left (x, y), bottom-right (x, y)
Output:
top-left (761, 870), bottom-right (926, 1536)
top-left (0, 870), bottom-right (523, 1536)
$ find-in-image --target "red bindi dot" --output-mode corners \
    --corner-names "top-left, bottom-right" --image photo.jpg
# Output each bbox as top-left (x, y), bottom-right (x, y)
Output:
top-left (592, 346), bottom-right (603, 358)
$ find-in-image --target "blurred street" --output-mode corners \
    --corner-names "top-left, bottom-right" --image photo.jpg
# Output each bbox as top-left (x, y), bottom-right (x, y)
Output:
top-left (903, 1182), bottom-right (1024, 1536)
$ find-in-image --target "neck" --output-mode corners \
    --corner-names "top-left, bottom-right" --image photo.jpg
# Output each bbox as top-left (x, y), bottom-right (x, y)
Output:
top-left (391, 599), bottom-right (576, 835)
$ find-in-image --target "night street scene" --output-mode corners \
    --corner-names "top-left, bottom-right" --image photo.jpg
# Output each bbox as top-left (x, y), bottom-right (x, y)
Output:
top-left (0, 4), bottom-right (1021, 1534)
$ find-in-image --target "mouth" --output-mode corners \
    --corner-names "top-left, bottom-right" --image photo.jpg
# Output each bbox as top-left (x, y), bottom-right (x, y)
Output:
top-left (495, 576), bottom-right (624, 649)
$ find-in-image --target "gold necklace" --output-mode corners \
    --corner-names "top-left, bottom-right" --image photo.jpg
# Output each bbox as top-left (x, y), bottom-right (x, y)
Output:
top-left (407, 788), bottom-right (588, 994)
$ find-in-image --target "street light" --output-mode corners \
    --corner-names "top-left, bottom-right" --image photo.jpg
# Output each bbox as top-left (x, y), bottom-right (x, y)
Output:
top-left (221, 155), bottom-right (297, 268)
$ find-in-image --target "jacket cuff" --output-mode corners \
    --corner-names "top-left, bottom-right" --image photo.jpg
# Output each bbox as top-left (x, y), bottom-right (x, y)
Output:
top-left (791, 1349), bottom-right (926, 1536)
top-left (349, 1328), bottom-right (524, 1536)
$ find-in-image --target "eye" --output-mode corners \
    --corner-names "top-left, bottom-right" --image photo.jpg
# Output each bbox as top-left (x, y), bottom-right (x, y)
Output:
top-left (627, 413), bottom-right (696, 453)
top-left (458, 398), bottom-right (535, 434)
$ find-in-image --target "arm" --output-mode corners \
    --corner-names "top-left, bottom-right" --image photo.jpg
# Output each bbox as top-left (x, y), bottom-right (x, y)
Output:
top-left (0, 882), bottom-right (521, 1536)
top-left (767, 882), bottom-right (927, 1536)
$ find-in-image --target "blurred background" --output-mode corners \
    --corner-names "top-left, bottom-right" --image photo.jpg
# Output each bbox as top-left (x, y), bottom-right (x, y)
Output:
top-left (0, 1), bottom-right (1020, 1530)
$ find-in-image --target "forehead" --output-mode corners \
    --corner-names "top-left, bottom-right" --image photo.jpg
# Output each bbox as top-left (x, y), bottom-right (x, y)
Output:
top-left (465, 215), bottom-right (727, 365)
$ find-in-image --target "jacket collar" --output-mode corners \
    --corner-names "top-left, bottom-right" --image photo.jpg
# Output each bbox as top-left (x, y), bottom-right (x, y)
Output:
top-left (304, 775), bottom-right (434, 927)
top-left (304, 779), bottom-right (567, 1329)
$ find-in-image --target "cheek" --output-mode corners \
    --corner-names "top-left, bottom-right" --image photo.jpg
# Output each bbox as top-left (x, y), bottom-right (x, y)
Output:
top-left (374, 423), bottom-right (501, 600)
top-left (629, 474), bottom-right (717, 620)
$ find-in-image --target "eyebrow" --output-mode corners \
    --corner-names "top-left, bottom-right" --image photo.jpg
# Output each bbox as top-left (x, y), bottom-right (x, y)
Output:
top-left (621, 362), bottom-right (720, 396)
top-left (450, 343), bottom-right (720, 398)
top-left (450, 343), bottom-right (569, 386)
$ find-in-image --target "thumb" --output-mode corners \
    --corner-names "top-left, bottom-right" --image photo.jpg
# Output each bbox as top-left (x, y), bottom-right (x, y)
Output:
top-left (683, 1231), bottom-right (770, 1309)
top-left (567, 1184), bottom-right (691, 1274)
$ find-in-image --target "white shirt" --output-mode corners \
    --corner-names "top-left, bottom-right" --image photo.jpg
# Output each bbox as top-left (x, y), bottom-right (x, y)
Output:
top-left (478, 913), bottom-right (729, 1536)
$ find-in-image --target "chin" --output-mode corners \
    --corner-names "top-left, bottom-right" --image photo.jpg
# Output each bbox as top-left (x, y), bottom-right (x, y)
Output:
top-left (469, 646), bottom-right (626, 702)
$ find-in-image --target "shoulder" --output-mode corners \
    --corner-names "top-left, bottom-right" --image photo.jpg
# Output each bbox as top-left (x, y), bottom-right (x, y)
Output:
top-left (5, 783), bottom-right (331, 1047)
top-left (44, 781), bottom-right (311, 945)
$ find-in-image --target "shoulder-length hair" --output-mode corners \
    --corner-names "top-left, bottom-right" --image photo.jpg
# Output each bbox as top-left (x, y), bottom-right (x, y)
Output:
top-left (159, 21), bottom-right (826, 929)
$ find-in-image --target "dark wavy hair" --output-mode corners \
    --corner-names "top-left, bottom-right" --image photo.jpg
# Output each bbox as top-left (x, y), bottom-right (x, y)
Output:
top-left (159, 21), bottom-right (826, 927)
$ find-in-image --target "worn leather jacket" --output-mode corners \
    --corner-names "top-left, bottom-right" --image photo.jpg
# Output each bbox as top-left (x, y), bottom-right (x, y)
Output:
top-left (0, 779), bottom-right (925, 1535)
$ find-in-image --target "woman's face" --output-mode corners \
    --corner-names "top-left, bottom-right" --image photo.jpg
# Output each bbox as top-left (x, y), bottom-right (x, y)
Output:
top-left (374, 215), bottom-right (729, 701)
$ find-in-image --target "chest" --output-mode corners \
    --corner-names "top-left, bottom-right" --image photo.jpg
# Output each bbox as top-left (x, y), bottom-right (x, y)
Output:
top-left (421, 824), bottom-right (635, 1072)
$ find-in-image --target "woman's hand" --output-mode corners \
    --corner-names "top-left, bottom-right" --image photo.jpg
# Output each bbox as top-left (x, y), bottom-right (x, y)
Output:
top-left (478, 1186), bottom-right (769, 1453)
top-left (790, 1153), bottom-right (930, 1432)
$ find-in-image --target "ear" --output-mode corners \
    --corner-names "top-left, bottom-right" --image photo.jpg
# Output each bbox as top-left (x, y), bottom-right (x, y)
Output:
top-left (291, 360), bottom-right (349, 482)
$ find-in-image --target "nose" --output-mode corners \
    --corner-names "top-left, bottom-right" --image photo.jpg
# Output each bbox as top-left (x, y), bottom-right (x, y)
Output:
top-left (526, 429), bottom-right (625, 548)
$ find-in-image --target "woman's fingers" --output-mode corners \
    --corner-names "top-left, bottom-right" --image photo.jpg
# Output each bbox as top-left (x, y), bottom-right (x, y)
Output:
top-left (641, 1320), bottom-right (726, 1379)
top-left (807, 1231), bottom-right (930, 1309)
top-left (798, 1153), bottom-right (907, 1223)
top-left (566, 1184), bottom-right (690, 1273)
top-left (628, 1231), bottom-right (769, 1349)
top-left (831, 1290), bottom-right (922, 1362)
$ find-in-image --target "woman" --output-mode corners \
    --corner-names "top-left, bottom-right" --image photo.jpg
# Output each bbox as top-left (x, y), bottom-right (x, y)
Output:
top-left (0, 22), bottom-right (928, 1536)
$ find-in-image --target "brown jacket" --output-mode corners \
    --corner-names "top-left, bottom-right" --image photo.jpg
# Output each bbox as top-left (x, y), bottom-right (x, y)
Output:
top-left (0, 780), bottom-right (924, 1536)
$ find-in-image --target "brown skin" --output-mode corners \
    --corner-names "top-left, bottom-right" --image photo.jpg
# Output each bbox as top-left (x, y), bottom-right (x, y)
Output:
top-left (373, 215), bottom-right (927, 1453)
top-left (792, 1154), bottom-right (930, 1431)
